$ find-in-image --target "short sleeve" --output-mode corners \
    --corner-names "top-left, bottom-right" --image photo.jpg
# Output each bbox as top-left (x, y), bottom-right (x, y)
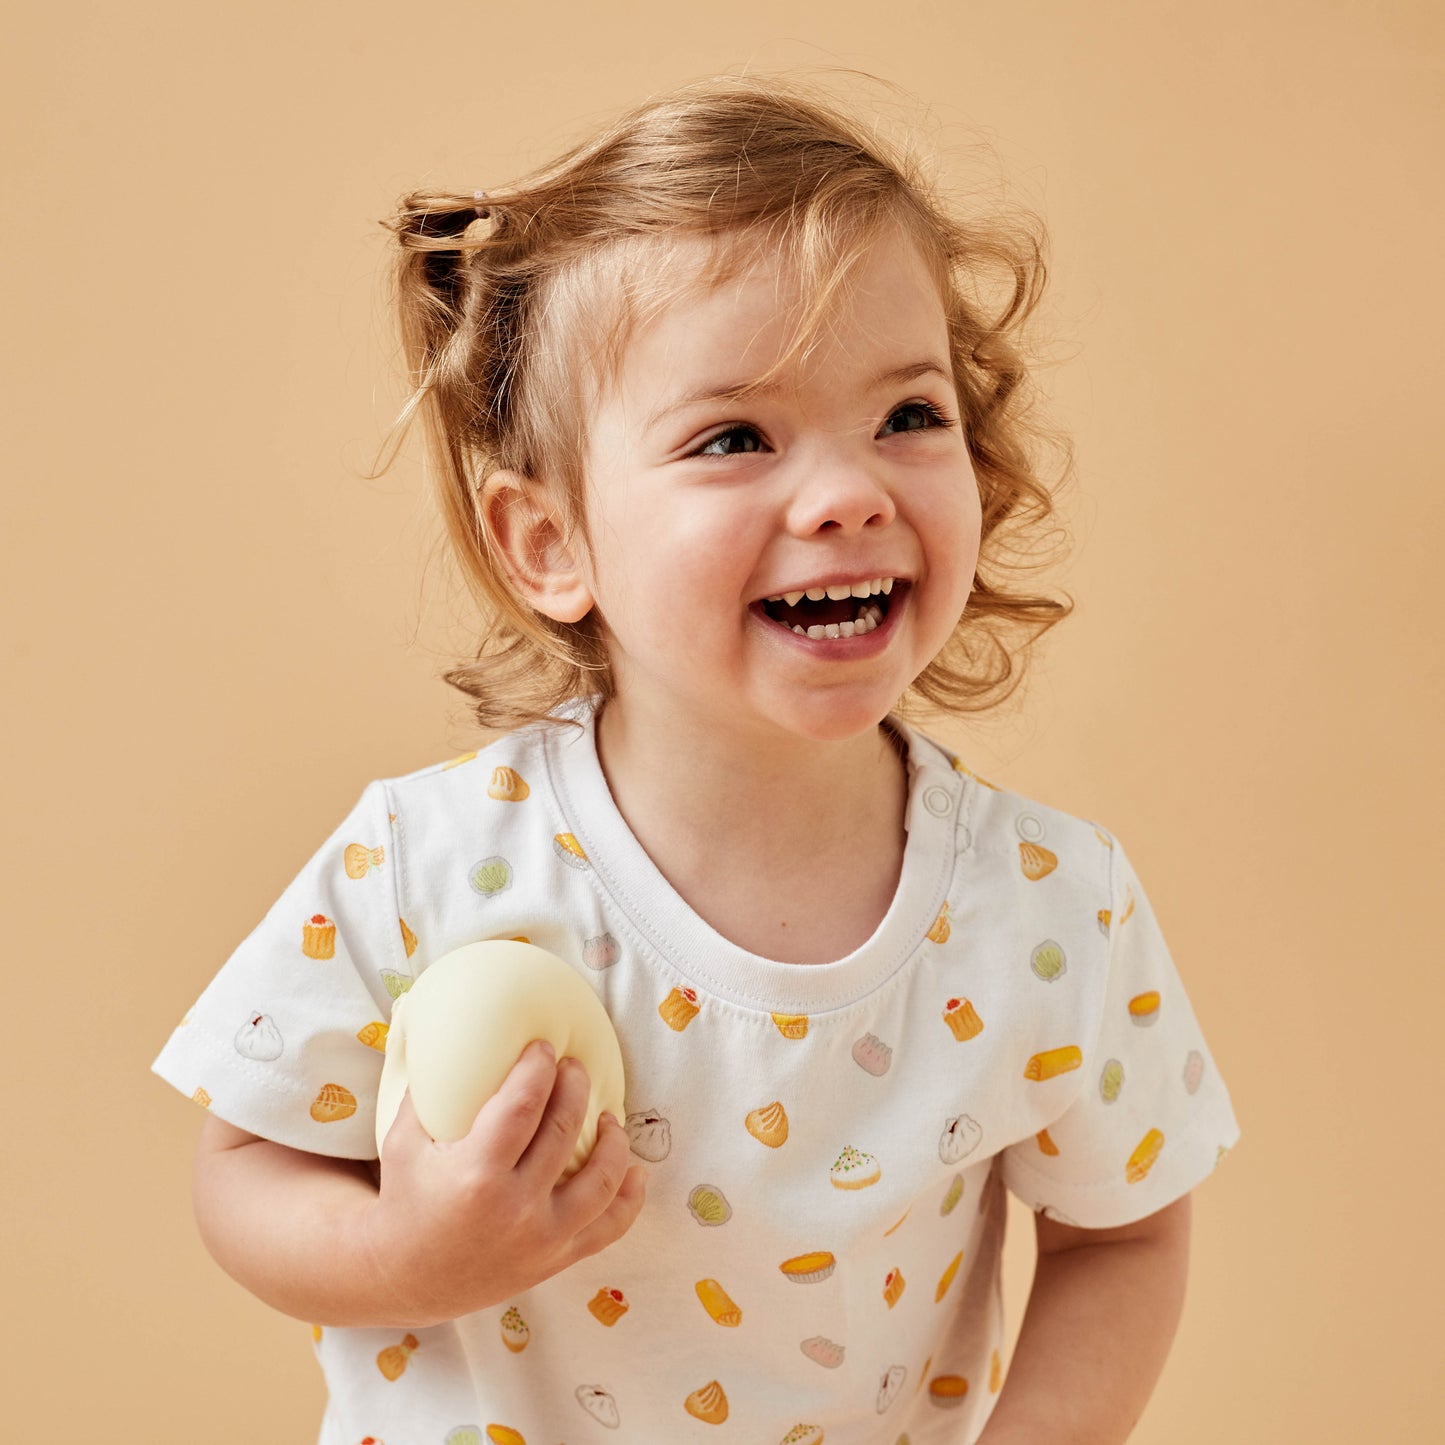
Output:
top-left (1000, 835), bottom-right (1241, 1227)
top-left (151, 780), bottom-right (406, 1159)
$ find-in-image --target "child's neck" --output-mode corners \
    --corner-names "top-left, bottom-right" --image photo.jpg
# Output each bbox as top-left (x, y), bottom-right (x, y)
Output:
top-left (594, 698), bottom-right (908, 965)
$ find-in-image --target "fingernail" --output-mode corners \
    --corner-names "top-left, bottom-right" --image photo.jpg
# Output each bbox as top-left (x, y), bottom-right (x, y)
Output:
top-left (535, 1039), bottom-right (556, 1062)
top-left (600, 1111), bottom-right (619, 1128)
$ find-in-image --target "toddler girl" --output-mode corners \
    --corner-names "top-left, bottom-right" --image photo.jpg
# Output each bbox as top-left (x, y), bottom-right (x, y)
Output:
top-left (155, 75), bottom-right (1239, 1445)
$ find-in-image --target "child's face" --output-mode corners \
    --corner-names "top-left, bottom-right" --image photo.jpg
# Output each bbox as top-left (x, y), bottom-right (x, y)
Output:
top-left (575, 225), bottom-right (982, 747)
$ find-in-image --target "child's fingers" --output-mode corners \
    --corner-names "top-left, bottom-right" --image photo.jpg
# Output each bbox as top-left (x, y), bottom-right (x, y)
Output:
top-left (559, 1149), bottom-right (649, 1264)
top-left (552, 1111), bottom-right (643, 1236)
top-left (379, 1087), bottom-right (428, 1161)
top-left (467, 1039), bottom-right (561, 1172)
top-left (516, 1055), bottom-right (594, 1183)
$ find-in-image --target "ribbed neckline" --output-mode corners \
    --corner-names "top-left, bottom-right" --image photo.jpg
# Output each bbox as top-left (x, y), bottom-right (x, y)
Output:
top-left (541, 704), bottom-right (972, 1016)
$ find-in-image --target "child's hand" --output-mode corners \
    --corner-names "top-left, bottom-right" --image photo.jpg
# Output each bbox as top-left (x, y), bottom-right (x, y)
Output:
top-left (364, 1039), bottom-right (647, 1327)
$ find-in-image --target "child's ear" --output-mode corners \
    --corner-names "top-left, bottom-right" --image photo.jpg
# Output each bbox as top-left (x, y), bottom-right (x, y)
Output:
top-left (479, 470), bottom-right (595, 624)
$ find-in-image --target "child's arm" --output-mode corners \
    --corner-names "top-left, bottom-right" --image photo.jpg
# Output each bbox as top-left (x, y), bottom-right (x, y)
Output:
top-left (977, 1194), bottom-right (1192, 1444)
top-left (192, 1041), bottom-right (647, 1329)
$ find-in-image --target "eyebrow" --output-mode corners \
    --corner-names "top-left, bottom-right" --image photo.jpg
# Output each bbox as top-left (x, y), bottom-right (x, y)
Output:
top-left (644, 358), bottom-right (954, 432)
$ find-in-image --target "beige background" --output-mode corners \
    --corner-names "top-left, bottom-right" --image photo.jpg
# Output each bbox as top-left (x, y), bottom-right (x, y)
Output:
top-left (5, 1), bottom-right (1441, 1439)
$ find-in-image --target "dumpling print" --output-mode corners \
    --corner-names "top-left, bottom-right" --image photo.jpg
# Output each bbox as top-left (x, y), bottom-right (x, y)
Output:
top-left (939, 1114), bottom-right (982, 1164)
top-left (399, 916), bottom-right (418, 957)
top-left (1099, 1057), bottom-right (1125, 1103)
top-left (583, 932), bottom-right (620, 970)
top-left (576, 1385), bottom-right (621, 1429)
top-left (852, 1031), bottom-right (892, 1075)
top-left (1183, 1049), bottom-right (1205, 1094)
top-left (801, 1335), bottom-right (845, 1368)
top-left (625, 1109), bottom-right (672, 1161)
top-left (940, 1174), bottom-right (964, 1215)
top-left (234, 1012), bottom-right (283, 1061)
top-left (876, 1363), bottom-right (908, 1412)
top-left (444, 1430), bottom-right (481, 1445)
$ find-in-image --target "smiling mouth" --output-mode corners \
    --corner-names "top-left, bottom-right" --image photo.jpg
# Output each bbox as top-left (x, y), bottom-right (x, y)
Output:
top-left (760, 577), bottom-right (900, 639)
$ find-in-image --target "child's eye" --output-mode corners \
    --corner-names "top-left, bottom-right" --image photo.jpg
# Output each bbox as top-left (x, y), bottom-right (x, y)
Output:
top-left (695, 425), bottom-right (766, 457)
top-left (879, 401), bottom-right (954, 436)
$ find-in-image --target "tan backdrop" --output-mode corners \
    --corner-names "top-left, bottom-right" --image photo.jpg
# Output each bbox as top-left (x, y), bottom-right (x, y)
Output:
top-left (5, 1), bottom-right (1441, 1439)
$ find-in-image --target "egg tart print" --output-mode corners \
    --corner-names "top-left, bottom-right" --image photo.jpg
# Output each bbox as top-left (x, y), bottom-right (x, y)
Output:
top-left (553, 832), bottom-right (589, 869)
top-left (343, 842), bottom-right (385, 880)
top-left (929, 1374), bottom-right (969, 1409)
top-left (1015, 812), bottom-right (1058, 881)
top-left (483, 1428), bottom-right (525, 1445)
top-left (772, 1011), bottom-right (809, 1039)
top-left (779, 1250), bottom-right (835, 1284)
top-left (1129, 990), bottom-right (1162, 1027)
top-left (486, 765), bottom-right (530, 801)
top-left (190, 1086), bottom-right (212, 1110)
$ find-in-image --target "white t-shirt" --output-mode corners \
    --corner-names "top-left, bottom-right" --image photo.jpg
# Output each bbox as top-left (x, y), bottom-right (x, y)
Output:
top-left (153, 704), bottom-right (1240, 1445)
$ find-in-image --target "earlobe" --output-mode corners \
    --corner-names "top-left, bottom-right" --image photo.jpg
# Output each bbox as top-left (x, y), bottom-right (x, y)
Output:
top-left (479, 470), bottom-right (595, 624)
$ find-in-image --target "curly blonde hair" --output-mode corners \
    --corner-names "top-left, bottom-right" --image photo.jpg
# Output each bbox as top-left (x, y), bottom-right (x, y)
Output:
top-left (383, 74), bottom-right (1073, 732)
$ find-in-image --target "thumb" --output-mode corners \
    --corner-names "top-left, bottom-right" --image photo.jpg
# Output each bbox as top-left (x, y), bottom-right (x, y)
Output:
top-left (379, 1086), bottom-right (431, 1160)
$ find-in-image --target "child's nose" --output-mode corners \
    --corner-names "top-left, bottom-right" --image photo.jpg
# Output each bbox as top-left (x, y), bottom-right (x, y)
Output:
top-left (785, 456), bottom-right (897, 536)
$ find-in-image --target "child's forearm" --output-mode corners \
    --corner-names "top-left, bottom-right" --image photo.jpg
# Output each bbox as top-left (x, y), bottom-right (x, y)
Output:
top-left (192, 1117), bottom-right (400, 1328)
top-left (977, 1195), bottom-right (1192, 1445)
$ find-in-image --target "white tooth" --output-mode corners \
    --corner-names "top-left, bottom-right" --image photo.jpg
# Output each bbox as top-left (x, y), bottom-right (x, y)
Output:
top-left (805, 587), bottom-right (827, 601)
top-left (767, 594), bottom-right (783, 603)
top-left (839, 620), bottom-right (856, 637)
top-left (859, 612), bottom-right (874, 632)
top-left (882, 577), bottom-right (894, 594)
top-left (824, 623), bottom-right (841, 638)
top-left (793, 625), bottom-right (807, 634)
top-left (784, 591), bottom-right (805, 606)
top-left (869, 577), bottom-right (882, 595)
top-left (850, 580), bottom-right (871, 599)
top-left (806, 624), bottom-right (826, 639)
top-left (825, 584), bottom-right (851, 601)
top-left (867, 604), bottom-right (882, 623)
